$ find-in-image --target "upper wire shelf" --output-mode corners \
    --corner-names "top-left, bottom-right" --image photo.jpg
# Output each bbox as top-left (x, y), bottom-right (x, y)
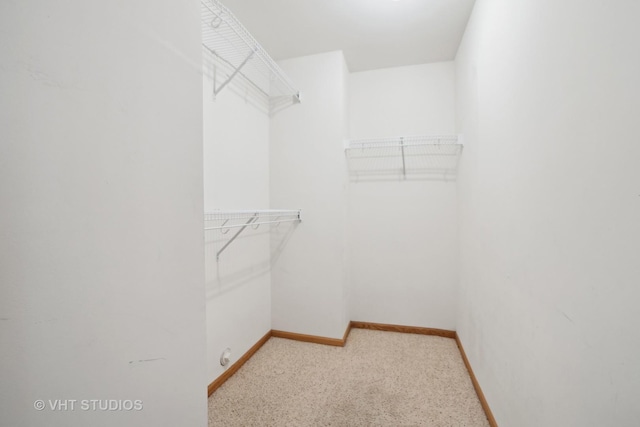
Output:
top-left (204, 210), bottom-right (302, 259)
top-left (345, 135), bottom-right (463, 180)
top-left (346, 135), bottom-right (461, 150)
top-left (201, 0), bottom-right (301, 104)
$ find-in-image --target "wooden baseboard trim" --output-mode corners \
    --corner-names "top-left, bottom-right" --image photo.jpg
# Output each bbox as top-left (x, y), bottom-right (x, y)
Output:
top-left (208, 323), bottom-right (352, 396)
top-left (455, 333), bottom-right (498, 427)
top-left (271, 328), bottom-right (347, 347)
top-left (207, 330), bottom-right (272, 397)
top-left (350, 321), bottom-right (456, 339)
top-left (342, 321), bottom-right (353, 342)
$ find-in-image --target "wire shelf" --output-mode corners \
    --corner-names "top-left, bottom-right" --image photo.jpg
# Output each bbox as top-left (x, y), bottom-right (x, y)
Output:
top-left (204, 210), bottom-right (302, 259)
top-left (205, 210), bottom-right (302, 227)
top-left (345, 135), bottom-right (463, 180)
top-left (201, 0), bottom-right (301, 103)
top-left (346, 135), bottom-right (460, 150)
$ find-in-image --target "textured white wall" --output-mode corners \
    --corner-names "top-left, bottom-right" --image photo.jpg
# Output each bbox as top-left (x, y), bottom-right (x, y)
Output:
top-left (349, 62), bottom-right (456, 137)
top-left (348, 63), bottom-right (458, 330)
top-left (455, 0), bottom-right (640, 425)
top-left (270, 51), bottom-right (350, 339)
top-left (203, 65), bottom-right (272, 383)
top-left (341, 55), bottom-right (352, 331)
top-left (0, 1), bottom-right (206, 426)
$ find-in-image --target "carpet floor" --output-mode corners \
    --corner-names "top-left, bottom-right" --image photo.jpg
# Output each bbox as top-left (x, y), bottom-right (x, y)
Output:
top-left (208, 329), bottom-right (490, 426)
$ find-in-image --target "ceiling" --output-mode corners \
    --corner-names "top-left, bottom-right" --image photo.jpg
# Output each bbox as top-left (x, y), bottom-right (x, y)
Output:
top-left (220, 0), bottom-right (476, 72)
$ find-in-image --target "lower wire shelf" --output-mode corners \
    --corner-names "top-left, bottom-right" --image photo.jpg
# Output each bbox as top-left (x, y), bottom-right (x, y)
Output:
top-left (204, 209), bottom-right (302, 259)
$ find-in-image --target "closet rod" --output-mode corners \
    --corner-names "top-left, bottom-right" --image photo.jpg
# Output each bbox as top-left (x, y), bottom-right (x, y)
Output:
top-left (205, 218), bottom-right (301, 231)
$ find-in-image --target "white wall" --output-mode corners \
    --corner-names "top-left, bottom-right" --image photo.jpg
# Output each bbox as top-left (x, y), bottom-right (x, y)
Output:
top-left (455, 0), bottom-right (640, 425)
top-left (350, 63), bottom-right (456, 137)
top-left (348, 63), bottom-right (458, 330)
top-left (203, 60), bottom-right (271, 382)
top-left (341, 55), bottom-right (352, 332)
top-left (270, 51), bottom-right (350, 339)
top-left (0, 1), bottom-right (206, 426)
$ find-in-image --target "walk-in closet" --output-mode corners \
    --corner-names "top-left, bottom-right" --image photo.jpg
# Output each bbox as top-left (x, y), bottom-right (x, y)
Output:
top-left (2, 0), bottom-right (639, 426)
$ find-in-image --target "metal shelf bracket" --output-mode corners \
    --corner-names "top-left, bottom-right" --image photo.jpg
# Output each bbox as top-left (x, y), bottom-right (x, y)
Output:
top-left (400, 136), bottom-right (406, 179)
top-left (216, 213), bottom-right (258, 260)
top-left (213, 49), bottom-right (255, 98)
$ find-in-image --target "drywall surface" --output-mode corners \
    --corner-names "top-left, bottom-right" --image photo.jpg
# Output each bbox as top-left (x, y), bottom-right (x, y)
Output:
top-left (349, 62), bottom-right (456, 137)
top-left (455, 0), bottom-right (640, 425)
top-left (270, 51), bottom-right (350, 339)
top-left (0, 1), bottom-right (206, 426)
top-left (341, 54), bottom-right (351, 331)
top-left (348, 63), bottom-right (458, 329)
top-left (203, 63), bottom-right (271, 383)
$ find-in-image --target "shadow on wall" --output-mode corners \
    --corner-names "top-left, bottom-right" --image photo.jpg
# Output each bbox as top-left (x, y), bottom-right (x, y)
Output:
top-left (269, 95), bottom-right (301, 118)
top-left (346, 144), bottom-right (462, 183)
top-left (269, 220), bottom-right (300, 266)
top-left (205, 221), bottom-right (300, 299)
top-left (203, 48), bottom-right (298, 117)
top-left (205, 228), bottom-right (269, 299)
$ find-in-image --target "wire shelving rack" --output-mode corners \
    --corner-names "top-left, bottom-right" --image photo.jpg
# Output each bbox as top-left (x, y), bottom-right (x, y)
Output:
top-left (204, 210), bottom-right (302, 259)
top-left (201, 0), bottom-right (301, 104)
top-left (345, 135), bottom-right (463, 179)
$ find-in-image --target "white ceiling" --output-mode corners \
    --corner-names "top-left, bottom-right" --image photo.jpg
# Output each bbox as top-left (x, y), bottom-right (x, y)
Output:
top-left (221, 0), bottom-right (476, 72)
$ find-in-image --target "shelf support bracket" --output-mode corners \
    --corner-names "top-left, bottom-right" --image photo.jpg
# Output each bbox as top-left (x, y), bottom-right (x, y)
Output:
top-left (219, 219), bottom-right (230, 234)
top-left (216, 213), bottom-right (258, 260)
top-left (214, 49), bottom-right (255, 96)
top-left (400, 137), bottom-right (406, 179)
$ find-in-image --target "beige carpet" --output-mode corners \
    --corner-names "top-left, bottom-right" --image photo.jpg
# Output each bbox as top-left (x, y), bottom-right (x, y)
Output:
top-left (208, 329), bottom-right (490, 427)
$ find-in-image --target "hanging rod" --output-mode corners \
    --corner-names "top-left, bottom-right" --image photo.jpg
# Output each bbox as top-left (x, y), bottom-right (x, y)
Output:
top-left (201, 0), bottom-right (301, 103)
top-left (204, 210), bottom-right (302, 259)
top-left (205, 218), bottom-right (301, 231)
top-left (205, 210), bottom-right (302, 222)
